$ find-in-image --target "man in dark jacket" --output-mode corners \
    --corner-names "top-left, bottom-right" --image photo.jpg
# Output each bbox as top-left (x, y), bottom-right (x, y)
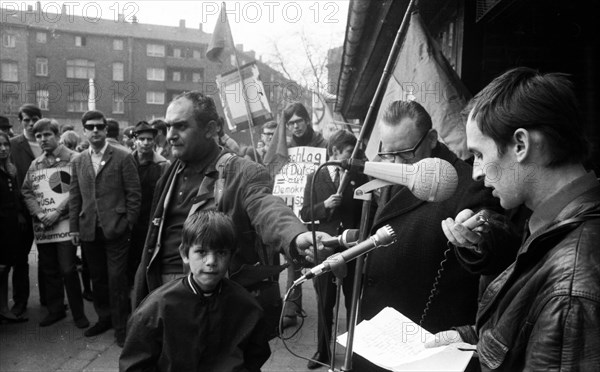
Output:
top-left (354, 100), bottom-right (505, 371)
top-left (429, 67), bottom-right (600, 370)
top-left (127, 121), bottom-right (169, 285)
top-left (9, 104), bottom-right (42, 316)
top-left (69, 110), bottom-right (141, 346)
top-left (132, 92), bottom-right (332, 332)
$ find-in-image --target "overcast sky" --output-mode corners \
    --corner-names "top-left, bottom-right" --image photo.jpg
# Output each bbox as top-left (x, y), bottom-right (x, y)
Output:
top-left (14, 1), bottom-right (350, 85)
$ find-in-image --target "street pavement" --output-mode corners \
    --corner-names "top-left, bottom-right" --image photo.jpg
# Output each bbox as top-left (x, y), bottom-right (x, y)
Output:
top-left (0, 248), bottom-right (349, 372)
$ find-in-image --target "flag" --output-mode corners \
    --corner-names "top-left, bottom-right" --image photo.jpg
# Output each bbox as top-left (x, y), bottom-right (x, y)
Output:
top-left (206, 2), bottom-right (234, 63)
top-left (365, 12), bottom-right (471, 160)
top-left (262, 117), bottom-right (289, 180)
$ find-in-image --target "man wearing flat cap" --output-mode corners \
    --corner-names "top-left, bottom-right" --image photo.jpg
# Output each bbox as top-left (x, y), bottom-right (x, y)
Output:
top-left (128, 121), bottom-right (170, 286)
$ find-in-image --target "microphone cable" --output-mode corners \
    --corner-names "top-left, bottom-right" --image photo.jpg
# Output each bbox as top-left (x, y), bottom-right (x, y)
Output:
top-left (419, 244), bottom-right (452, 328)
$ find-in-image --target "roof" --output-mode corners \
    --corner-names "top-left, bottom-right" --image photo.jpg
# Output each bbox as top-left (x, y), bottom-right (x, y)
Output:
top-left (1, 7), bottom-right (212, 44)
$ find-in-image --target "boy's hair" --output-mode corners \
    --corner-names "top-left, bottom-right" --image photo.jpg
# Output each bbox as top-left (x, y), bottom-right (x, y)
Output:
top-left (81, 110), bottom-right (106, 126)
top-left (150, 118), bottom-right (167, 136)
top-left (18, 104), bottom-right (42, 121)
top-left (60, 130), bottom-right (81, 150)
top-left (282, 102), bottom-right (311, 125)
top-left (33, 118), bottom-right (60, 135)
top-left (180, 210), bottom-right (237, 257)
top-left (469, 66), bottom-right (588, 167)
top-left (262, 120), bottom-right (277, 131)
top-left (327, 129), bottom-right (357, 156)
top-left (106, 118), bottom-right (120, 139)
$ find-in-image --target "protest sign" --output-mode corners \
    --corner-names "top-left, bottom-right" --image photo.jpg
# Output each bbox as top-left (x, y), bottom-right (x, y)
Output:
top-left (272, 146), bottom-right (326, 219)
top-left (30, 166), bottom-right (71, 243)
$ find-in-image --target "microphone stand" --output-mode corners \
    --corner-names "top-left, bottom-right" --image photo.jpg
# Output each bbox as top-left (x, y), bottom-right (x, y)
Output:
top-left (339, 178), bottom-right (392, 371)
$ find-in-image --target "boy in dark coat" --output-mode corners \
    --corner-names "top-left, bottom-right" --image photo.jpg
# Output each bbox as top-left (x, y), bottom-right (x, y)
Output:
top-left (120, 210), bottom-right (271, 372)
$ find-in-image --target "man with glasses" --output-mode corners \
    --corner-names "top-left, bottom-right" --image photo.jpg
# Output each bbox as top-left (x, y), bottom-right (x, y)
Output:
top-left (8, 104), bottom-right (43, 317)
top-left (354, 100), bottom-right (503, 371)
top-left (69, 110), bottom-right (141, 347)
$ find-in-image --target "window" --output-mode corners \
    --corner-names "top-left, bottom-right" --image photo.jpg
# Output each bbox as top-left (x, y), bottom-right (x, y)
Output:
top-left (192, 72), bottom-right (203, 83)
top-left (2, 34), bottom-right (16, 48)
top-left (146, 68), bottom-right (165, 81)
top-left (146, 44), bottom-right (165, 57)
top-left (172, 71), bottom-right (181, 82)
top-left (172, 48), bottom-right (181, 58)
top-left (36, 32), bottom-right (47, 44)
top-left (193, 50), bottom-right (201, 60)
top-left (112, 62), bottom-right (124, 81)
top-left (75, 35), bottom-right (86, 47)
top-left (36, 58), bottom-right (48, 76)
top-left (230, 54), bottom-right (236, 66)
top-left (66, 59), bottom-right (95, 79)
top-left (67, 91), bottom-right (87, 112)
top-left (113, 39), bottom-right (124, 50)
top-left (1, 62), bottom-right (18, 82)
top-left (37, 90), bottom-right (49, 111)
top-left (146, 91), bottom-right (165, 105)
top-left (112, 94), bottom-right (125, 114)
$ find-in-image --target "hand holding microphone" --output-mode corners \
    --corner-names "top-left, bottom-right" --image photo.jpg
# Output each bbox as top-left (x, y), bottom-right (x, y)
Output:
top-left (441, 209), bottom-right (491, 249)
top-left (294, 225), bottom-right (397, 285)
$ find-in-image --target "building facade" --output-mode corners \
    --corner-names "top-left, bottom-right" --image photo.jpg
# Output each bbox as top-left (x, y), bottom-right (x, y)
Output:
top-left (1, 2), bottom-right (297, 146)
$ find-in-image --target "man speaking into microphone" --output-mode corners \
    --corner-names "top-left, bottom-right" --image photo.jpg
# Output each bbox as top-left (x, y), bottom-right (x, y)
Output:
top-left (354, 100), bottom-right (508, 371)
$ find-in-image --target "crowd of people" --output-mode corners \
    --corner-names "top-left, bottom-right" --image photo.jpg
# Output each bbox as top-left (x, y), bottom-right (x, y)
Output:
top-left (0, 66), bottom-right (599, 371)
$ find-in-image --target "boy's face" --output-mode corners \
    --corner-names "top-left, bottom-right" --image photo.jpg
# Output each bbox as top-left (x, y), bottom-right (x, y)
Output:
top-left (181, 244), bottom-right (231, 292)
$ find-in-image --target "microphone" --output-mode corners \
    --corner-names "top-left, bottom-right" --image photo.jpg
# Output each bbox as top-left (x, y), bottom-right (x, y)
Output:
top-left (294, 225), bottom-right (396, 285)
top-left (321, 229), bottom-right (360, 248)
top-left (462, 209), bottom-right (491, 230)
top-left (340, 157), bottom-right (458, 202)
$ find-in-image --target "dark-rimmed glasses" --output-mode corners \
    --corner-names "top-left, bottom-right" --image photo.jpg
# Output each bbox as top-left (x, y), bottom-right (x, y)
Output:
top-left (377, 130), bottom-right (430, 161)
top-left (286, 118), bottom-right (305, 129)
top-left (83, 124), bottom-right (107, 131)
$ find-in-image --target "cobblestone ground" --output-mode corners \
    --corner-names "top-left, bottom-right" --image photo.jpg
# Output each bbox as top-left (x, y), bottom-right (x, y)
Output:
top-left (0, 248), bottom-right (349, 372)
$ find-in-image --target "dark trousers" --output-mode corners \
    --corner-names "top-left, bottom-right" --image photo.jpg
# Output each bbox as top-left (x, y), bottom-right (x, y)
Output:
top-left (127, 225), bottom-right (146, 286)
top-left (81, 227), bottom-right (130, 332)
top-left (38, 241), bottom-right (85, 320)
top-left (12, 219), bottom-right (33, 307)
top-left (313, 261), bottom-right (356, 359)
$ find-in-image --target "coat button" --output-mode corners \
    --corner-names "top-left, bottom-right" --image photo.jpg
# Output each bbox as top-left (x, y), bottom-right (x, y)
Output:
top-left (366, 277), bottom-right (375, 286)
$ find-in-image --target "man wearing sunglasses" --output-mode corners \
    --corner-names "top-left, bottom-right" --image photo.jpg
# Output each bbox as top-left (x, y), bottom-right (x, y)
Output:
top-left (354, 100), bottom-right (506, 371)
top-left (69, 110), bottom-right (141, 347)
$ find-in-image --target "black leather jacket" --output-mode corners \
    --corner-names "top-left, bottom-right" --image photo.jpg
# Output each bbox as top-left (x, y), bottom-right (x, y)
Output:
top-left (460, 184), bottom-right (600, 371)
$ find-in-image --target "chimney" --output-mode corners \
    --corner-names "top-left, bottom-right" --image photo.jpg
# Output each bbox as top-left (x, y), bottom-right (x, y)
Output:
top-left (27, 5), bottom-right (33, 11)
top-left (131, 15), bottom-right (138, 24)
top-left (179, 19), bottom-right (185, 29)
top-left (118, 13), bottom-right (125, 22)
top-left (36, 1), bottom-right (41, 12)
top-left (247, 50), bottom-right (256, 60)
top-left (199, 23), bottom-right (203, 32)
top-left (62, 4), bottom-right (67, 15)
top-left (235, 43), bottom-right (243, 51)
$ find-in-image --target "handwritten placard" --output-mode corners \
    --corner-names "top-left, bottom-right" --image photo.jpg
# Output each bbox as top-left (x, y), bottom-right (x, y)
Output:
top-left (30, 166), bottom-right (71, 243)
top-left (272, 146), bottom-right (326, 219)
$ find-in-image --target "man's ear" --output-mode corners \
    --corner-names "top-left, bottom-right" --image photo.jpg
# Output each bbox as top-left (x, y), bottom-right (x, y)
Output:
top-left (513, 128), bottom-right (531, 163)
top-left (204, 120), bottom-right (217, 139)
top-left (179, 244), bottom-right (189, 264)
top-left (427, 129), bottom-right (438, 150)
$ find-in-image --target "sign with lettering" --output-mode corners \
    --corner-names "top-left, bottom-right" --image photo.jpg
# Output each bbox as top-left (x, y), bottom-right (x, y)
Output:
top-left (272, 146), bottom-right (326, 219)
top-left (30, 167), bottom-right (71, 243)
